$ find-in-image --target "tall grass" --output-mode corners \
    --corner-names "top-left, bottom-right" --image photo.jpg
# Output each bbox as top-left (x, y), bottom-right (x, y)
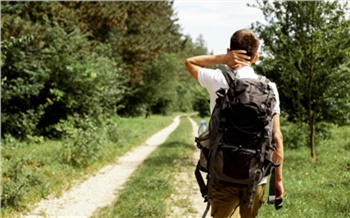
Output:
top-left (91, 116), bottom-right (196, 218)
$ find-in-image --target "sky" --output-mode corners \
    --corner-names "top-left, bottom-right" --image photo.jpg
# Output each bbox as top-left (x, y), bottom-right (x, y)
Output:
top-left (173, 0), bottom-right (265, 54)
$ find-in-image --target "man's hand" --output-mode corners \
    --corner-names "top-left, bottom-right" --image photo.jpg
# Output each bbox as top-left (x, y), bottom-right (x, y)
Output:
top-left (185, 50), bottom-right (251, 81)
top-left (275, 179), bottom-right (284, 199)
top-left (224, 50), bottom-right (251, 69)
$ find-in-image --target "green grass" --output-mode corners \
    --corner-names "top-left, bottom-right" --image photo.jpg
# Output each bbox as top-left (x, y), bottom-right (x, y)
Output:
top-left (258, 125), bottom-right (350, 218)
top-left (98, 115), bottom-right (175, 166)
top-left (91, 116), bottom-right (196, 218)
top-left (194, 115), bottom-right (350, 217)
top-left (4, 114), bottom-right (349, 218)
top-left (1, 114), bottom-right (174, 218)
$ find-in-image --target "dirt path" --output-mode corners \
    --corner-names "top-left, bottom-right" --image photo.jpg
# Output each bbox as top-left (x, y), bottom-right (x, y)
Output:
top-left (166, 116), bottom-right (207, 217)
top-left (25, 116), bottom-right (181, 218)
top-left (187, 116), bottom-right (208, 215)
top-left (188, 117), bottom-right (207, 217)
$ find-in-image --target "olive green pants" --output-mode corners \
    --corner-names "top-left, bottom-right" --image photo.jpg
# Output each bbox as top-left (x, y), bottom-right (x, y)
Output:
top-left (211, 183), bottom-right (266, 218)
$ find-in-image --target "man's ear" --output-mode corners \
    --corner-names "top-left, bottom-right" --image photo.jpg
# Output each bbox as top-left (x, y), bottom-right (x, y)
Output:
top-left (251, 54), bottom-right (259, 63)
top-left (227, 48), bottom-right (231, 53)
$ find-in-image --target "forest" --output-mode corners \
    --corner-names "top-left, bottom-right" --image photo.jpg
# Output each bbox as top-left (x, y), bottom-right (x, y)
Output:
top-left (1, 1), bottom-right (209, 140)
top-left (1, 1), bottom-right (350, 216)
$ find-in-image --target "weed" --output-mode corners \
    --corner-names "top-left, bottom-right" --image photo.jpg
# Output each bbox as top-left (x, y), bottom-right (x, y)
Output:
top-left (1, 147), bottom-right (42, 209)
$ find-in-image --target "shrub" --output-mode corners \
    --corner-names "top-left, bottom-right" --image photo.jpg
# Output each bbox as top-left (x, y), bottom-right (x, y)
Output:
top-left (280, 116), bottom-right (309, 149)
top-left (58, 116), bottom-right (106, 168)
top-left (1, 11), bottom-right (128, 139)
top-left (1, 136), bottom-right (42, 209)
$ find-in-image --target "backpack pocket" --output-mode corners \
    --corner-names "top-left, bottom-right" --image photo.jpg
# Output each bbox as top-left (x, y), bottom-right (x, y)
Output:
top-left (196, 129), bottom-right (210, 172)
top-left (223, 127), bottom-right (261, 147)
top-left (221, 147), bottom-right (259, 180)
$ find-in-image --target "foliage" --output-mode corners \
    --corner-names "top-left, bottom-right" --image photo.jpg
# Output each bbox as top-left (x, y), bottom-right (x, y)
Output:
top-left (0, 0), bottom-right (211, 215)
top-left (57, 116), bottom-right (106, 168)
top-left (118, 53), bottom-right (181, 116)
top-left (1, 138), bottom-right (42, 209)
top-left (251, 0), bottom-right (350, 157)
top-left (279, 114), bottom-right (309, 149)
top-left (193, 88), bottom-right (211, 117)
top-left (1, 1), bottom-right (208, 131)
top-left (116, 1), bottom-right (183, 87)
top-left (1, 2), bottom-right (128, 138)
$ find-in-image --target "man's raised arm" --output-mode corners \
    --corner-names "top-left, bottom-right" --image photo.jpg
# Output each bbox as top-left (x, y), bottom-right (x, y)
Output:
top-left (185, 50), bottom-right (250, 81)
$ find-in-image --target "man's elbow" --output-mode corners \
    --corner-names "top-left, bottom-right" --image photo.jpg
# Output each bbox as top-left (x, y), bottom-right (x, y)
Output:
top-left (185, 58), bottom-right (199, 81)
top-left (185, 58), bottom-right (191, 71)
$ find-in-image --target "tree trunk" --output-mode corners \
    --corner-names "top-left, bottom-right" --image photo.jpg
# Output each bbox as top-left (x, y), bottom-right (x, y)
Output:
top-left (309, 112), bottom-right (316, 159)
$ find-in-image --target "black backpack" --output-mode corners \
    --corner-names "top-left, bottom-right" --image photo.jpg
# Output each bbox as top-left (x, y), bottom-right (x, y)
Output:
top-left (195, 70), bottom-right (280, 217)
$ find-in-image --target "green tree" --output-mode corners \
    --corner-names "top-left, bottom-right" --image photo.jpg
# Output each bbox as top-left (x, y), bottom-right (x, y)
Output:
top-left (1, 2), bottom-right (128, 138)
top-left (251, 1), bottom-right (350, 158)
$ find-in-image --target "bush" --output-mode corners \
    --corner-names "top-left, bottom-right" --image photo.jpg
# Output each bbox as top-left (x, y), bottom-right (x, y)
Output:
top-left (1, 136), bottom-right (42, 209)
top-left (280, 116), bottom-right (309, 149)
top-left (280, 116), bottom-right (333, 150)
top-left (1, 12), bottom-right (128, 139)
top-left (57, 116), bottom-right (106, 168)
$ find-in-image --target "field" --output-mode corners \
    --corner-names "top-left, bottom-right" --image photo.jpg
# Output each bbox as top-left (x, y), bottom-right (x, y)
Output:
top-left (2, 115), bottom-right (350, 217)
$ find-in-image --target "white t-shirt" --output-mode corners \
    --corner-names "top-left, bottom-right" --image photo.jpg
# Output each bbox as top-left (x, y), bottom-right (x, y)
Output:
top-left (198, 66), bottom-right (280, 115)
top-left (197, 66), bottom-right (280, 185)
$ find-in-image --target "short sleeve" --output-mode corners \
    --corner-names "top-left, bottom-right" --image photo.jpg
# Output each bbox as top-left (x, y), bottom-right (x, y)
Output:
top-left (269, 82), bottom-right (281, 114)
top-left (198, 68), bottom-right (228, 114)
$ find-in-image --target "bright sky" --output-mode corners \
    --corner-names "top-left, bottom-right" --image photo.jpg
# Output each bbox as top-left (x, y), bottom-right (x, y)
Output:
top-left (173, 0), bottom-right (265, 54)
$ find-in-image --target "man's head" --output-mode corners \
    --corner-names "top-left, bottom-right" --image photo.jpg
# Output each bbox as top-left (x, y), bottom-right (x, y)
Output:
top-left (229, 29), bottom-right (260, 62)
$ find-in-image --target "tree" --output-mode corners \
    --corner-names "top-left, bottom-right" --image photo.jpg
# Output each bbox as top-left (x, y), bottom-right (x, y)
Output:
top-left (117, 1), bottom-right (182, 86)
top-left (1, 2), bottom-right (128, 138)
top-left (251, 1), bottom-right (350, 158)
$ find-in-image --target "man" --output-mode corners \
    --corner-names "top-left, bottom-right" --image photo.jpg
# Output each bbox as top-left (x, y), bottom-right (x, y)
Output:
top-left (185, 29), bottom-right (284, 218)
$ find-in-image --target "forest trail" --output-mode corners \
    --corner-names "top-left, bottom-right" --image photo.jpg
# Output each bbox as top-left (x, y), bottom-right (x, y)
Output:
top-left (25, 116), bottom-right (181, 218)
top-left (166, 116), bottom-right (207, 217)
top-left (187, 116), bottom-right (208, 216)
top-left (24, 115), bottom-right (207, 218)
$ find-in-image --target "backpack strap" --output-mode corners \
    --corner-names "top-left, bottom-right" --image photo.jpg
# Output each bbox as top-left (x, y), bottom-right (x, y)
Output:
top-left (227, 70), bottom-right (237, 81)
top-left (202, 130), bottom-right (223, 218)
top-left (268, 167), bottom-right (276, 204)
top-left (258, 75), bottom-right (270, 83)
top-left (222, 70), bottom-right (237, 87)
top-left (194, 161), bottom-right (208, 201)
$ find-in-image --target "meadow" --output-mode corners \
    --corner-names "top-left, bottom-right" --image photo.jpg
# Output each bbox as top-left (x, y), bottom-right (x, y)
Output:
top-left (259, 125), bottom-right (350, 218)
top-left (2, 114), bottom-right (349, 217)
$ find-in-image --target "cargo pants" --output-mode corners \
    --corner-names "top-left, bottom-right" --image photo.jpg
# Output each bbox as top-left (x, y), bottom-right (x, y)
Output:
top-left (211, 183), bottom-right (266, 218)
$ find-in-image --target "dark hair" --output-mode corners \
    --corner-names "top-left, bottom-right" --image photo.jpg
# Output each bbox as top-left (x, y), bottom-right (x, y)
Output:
top-left (230, 29), bottom-right (260, 59)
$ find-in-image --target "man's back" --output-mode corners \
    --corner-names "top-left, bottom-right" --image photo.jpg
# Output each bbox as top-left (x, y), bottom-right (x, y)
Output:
top-left (197, 66), bottom-right (280, 115)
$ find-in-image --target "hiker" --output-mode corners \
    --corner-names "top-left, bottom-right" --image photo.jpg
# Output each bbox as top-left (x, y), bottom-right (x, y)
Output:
top-left (185, 29), bottom-right (284, 218)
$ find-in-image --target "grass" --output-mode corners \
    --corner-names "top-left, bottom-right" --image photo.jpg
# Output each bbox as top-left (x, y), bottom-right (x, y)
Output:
top-left (3, 113), bottom-right (349, 218)
top-left (258, 125), bottom-right (350, 218)
top-left (147, 115), bottom-right (350, 217)
top-left (193, 115), bottom-right (350, 217)
top-left (1, 114), bottom-right (174, 218)
top-left (91, 116), bottom-right (196, 218)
